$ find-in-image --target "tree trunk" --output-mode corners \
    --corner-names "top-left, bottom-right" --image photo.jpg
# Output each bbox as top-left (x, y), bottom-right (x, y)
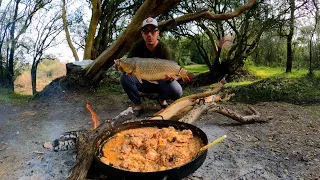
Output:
top-left (85, 0), bottom-right (181, 82)
top-left (31, 64), bottom-right (37, 95)
top-left (0, 54), bottom-right (3, 81)
top-left (309, 40), bottom-right (312, 74)
top-left (84, 0), bottom-right (257, 83)
top-left (83, 0), bottom-right (102, 60)
top-left (286, 0), bottom-right (295, 73)
top-left (62, 0), bottom-right (79, 61)
top-left (286, 35), bottom-right (293, 73)
top-left (91, 0), bottom-right (124, 59)
top-left (0, 23), bottom-right (12, 84)
top-left (8, 1), bottom-right (20, 91)
top-left (309, 0), bottom-right (319, 74)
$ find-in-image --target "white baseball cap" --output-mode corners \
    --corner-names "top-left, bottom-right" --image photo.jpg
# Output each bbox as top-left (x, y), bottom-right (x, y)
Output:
top-left (142, 17), bottom-right (158, 28)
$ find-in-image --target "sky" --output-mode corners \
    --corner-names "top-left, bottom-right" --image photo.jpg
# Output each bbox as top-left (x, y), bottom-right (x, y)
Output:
top-left (1, 0), bottom-right (91, 64)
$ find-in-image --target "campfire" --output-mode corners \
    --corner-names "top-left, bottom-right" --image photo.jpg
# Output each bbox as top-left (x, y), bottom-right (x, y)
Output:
top-left (86, 103), bottom-right (100, 129)
top-left (43, 77), bottom-right (266, 179)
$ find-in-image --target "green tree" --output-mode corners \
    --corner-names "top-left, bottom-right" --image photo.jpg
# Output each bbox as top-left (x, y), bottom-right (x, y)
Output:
top-left (168, 0), bottom-right (272, 80)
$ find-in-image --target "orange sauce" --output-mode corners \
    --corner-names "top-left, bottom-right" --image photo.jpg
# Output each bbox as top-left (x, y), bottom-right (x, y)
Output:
top-left (100, 127), bottom-right (203, 172)
top-left (101, 133), bottom-right (125, 163)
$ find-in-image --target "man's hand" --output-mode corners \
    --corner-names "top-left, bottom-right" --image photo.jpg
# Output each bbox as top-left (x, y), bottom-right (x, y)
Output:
top-left (164, 74), bottom-right (179, 83)
top-left (114, 59), bottom-right (121, 71)
top-left (163, 74), bottom-right (171, 81)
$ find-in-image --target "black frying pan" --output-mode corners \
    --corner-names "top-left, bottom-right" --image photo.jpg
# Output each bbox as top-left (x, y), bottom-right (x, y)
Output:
top-left (93, 120), bottom-right (208, 180)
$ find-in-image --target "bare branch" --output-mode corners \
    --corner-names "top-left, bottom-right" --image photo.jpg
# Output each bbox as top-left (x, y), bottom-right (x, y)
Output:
top-left (209, 105), bottom-right (268, 124)
top-left (159, 0), bottom-right (257, 28)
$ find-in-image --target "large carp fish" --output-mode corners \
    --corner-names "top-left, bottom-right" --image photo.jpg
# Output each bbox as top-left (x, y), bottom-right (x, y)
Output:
top-left (114, 58), bottom-right (193, 84)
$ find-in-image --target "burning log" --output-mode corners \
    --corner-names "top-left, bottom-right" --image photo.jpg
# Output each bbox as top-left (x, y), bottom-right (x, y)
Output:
top-left (43, 130), bottom-right (84, 151)
top-left (68, 107), bottom-right (135, 179)
top-left (147, 78), bottom-right (226, 120)
top-left (43, 103), bottom-right (100, 151)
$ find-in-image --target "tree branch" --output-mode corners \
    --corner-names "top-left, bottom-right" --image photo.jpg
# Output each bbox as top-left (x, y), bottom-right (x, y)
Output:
top-left (209, 105), bottom-right (268, 124)
top-left (159, 0), bottom-right (257, 28)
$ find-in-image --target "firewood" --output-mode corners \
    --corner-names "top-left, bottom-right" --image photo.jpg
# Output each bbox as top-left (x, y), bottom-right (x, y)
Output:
top-left (179, 93), bottom-right (266, 124)
top-left (209, 105), bottom-right (267, 124)
top-left (148, 77), bottom-right (226, 120)
top-left (179, 103), bottom-right (209, 124)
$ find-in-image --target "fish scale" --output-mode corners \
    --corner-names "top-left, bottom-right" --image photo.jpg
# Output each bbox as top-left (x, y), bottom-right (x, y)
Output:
top-left (135, 58), bottom-right (181, 80)
top-left (114, 58), bottom-right (192, 83)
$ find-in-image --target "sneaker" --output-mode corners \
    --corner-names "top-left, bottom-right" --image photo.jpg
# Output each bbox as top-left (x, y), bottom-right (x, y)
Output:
top-left (160, 104), bottom-right (168, 109)
top-left (133, 108), bottom-right (144, 117)
top-left (158, 98), bottom-right (169, 109)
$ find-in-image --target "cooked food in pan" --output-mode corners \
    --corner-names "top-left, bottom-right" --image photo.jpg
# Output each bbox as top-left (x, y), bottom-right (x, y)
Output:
top-left (100, 126), bottom-right (203, 172)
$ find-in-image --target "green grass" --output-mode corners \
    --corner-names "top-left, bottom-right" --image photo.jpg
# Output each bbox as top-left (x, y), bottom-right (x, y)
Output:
top-left (246, 65), bottom-right (318, 79)
top-left (0, 88), bottom-right (31, 103)
top-left (225, 65), bottom-right (320, 104)
top-left (226, 80), bottom-right (256, 87)
top-left (184, 64), bottom-right (209, 75)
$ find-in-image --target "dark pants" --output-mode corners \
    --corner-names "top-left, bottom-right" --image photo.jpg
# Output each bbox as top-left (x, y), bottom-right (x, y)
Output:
top-left (120, 73), bottom-right (183, 106)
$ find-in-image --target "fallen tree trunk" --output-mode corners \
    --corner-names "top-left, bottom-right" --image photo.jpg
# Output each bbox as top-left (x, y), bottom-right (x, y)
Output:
top-left (148, 78), bottom-right (226, 120)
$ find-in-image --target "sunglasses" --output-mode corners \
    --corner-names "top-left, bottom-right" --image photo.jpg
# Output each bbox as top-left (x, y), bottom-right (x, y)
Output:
top-left (141, 29), bottom-right (159, 35)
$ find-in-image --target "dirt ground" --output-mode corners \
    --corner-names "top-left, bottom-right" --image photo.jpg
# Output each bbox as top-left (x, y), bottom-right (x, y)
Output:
top-left (0, 82), bottom-right (319, 180)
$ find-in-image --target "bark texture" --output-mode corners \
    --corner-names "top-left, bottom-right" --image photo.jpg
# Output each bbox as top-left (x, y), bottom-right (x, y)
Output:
top-left (62, 0), bottom-right (79, 61)
top-left (83, 0), bottom-right (102, 60)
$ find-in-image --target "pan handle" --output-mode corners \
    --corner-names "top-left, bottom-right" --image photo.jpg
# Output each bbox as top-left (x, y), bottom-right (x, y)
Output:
top-left (144, 115), bottom-right (165, 120)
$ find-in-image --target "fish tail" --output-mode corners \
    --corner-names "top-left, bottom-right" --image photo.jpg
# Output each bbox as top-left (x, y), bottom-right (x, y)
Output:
top-left (114, 59), bottom-right (120, 71)
top-left (180, 68), bottom-right (193, 83)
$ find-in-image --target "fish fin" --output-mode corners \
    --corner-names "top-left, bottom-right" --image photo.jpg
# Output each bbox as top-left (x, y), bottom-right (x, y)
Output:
top-left (134, 70), bottom-right (143, 83)
top-left (180, 69), bottom-right (193, 84)
top-left (163, 74), bottom-right (172, 81)
top-left (171, 75), bottom-right (179, 81)
top-left (126, 69), bottom-right (134, 75)
top-left (148, 81), bottom-right (159, 84)
top-left (114, 59), bottom-right (119, 71)
top-left (137, 76), bottom-right (143, 83)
